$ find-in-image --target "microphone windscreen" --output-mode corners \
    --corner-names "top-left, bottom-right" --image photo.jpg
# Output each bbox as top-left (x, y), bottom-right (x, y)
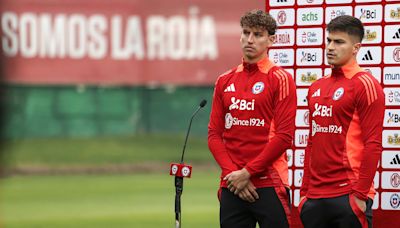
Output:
top-left (199, 99), bottom-right (207, 108)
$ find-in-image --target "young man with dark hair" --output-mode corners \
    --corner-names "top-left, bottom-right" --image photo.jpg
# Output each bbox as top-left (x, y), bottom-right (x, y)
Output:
top-left (208, 9), bottom-right (296, 228)
top-left (299, 15), bottom-right (384, 228)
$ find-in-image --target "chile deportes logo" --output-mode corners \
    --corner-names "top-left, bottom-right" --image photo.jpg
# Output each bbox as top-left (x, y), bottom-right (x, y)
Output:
top-left (390, 193), bottom-right (400, 209)
top-left (333, 87), bottom-right (344, 101)
top-left (252, 82), bottom-right (265, 94)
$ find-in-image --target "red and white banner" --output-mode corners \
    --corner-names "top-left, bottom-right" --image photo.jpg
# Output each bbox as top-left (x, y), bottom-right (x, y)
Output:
top-left (0, 0), bottom-right (262, 85)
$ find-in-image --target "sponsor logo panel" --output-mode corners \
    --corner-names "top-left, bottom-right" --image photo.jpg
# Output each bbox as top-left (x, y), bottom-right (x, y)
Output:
top-left (373, 193), bottom-right (379, 210)
top-left (384, 88), bottom-right (400, 106)
top-left (326, 0), bottom-right (352, 4)
top-left (269, 0), bottom-right (295, 7)
top-left (355, 5), bottom-right (383, 23)
top-left (325, 6), bottom-right (353, 24)
top-left (382, 171), bottom-right (400, 190)
top-left (384, 46), bottom-right (400, 64)
top-left (297, 88), bottom-right (309, 106)
top-left (296, 28), bottom-right (323, 46)
top-left (362, 26), bottom-right (382, 44)
top-left (269, 49), bottom-right (295, 66)
top-left (363, 67), bottom-right (381, 83)
top-left (297, 7), bottom-right (324, 26)
top-left (384, 109), bottom-right (400, 127)
top-left (295, 149), bottom-right (305, 167)
top-left (382, 151), bottom-right (400, 169)
top-left (288, 169), bottom-right (293, 186)
top-left (381, 192), bottom-right (400, 210)
top-left (296, 68), bottom-right (322, 86)
top-left (385, 4), bottom-right (400, 22)
top-left (273, 29), bottom-right (295, 47)
top-left (357, 46), bottom-right (382, 65)
top-left (384, 25), bottom-right (400, 43)
top-left (270, 9), bottom-right (295, 26)
top-left (295, 129), bottom-right (309, 147)
top-left (297, 0), bottom-right (323, 5)
top-left (296, 48), bottom-right (323, 66)
top-left (294, 169), bottom-right (304, 187)
top-left (287, 149), bottom-right (293, 167)
top-left (375, 172), bottom-right (379, 189)
top-left (296, 109), bottom-right (310, 127)
top-left (294, 189), bottom-right (300, 207)
top-left (382, 130), bottom-right (400, 148)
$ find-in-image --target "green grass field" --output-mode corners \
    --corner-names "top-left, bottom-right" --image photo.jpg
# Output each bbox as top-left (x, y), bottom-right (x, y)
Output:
top-left (1, 172), bottom-right (221, 228)
top-left (0, 134), bottom-right (221, 227)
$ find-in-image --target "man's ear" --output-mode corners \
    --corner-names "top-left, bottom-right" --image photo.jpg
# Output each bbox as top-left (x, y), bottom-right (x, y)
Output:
top-left (353, 42), bottom-right (361, 55)
top-left (269, 34), bottom-right (276, 43)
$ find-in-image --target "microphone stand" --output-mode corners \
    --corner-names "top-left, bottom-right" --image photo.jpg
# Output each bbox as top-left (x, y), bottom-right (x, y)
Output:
top-left (174, 100), bottom-right (206, 228)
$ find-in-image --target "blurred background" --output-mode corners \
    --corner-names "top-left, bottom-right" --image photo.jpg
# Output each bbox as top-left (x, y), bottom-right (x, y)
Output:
top-left (0, 0), bottom-right (263, 227)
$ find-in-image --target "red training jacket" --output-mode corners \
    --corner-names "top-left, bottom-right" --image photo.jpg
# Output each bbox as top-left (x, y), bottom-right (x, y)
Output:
top-left (300, 62), bottom-right (385, 201)
top-left (208, 56), bottom-right (296, 188)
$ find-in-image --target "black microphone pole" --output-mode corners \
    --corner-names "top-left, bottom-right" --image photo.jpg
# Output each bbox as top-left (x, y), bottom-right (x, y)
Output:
top-left (174, 99), bottom-right (207, 228)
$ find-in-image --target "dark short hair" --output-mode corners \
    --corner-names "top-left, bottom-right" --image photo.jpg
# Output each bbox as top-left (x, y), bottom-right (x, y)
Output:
top-left (327, 15), bottom-right (364, 42)
top-left (240, 9), bottom-right (277, 35)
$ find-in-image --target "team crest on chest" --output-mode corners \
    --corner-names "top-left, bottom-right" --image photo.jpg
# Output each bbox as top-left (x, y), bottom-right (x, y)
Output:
top-left (333, 87), bottom-right (344, 101)
top-left (252, 82), bottom-right (265, 94)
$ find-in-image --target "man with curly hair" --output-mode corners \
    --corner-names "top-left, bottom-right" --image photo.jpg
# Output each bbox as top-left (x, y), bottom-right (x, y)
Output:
top-left (208, 9), bottom-right (296, 228)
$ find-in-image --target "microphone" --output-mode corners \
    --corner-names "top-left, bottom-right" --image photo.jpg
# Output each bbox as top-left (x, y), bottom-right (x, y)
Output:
top-left (169, 99), bottom-right (207, 228)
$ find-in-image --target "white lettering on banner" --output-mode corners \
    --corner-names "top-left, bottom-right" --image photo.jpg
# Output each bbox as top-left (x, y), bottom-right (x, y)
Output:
top-left (224, 113), bottom-right (265, 129)
top-left (229, 97), bottom-right (255, 111)
top-left (382, 151), bottom-right (400, 169)
top-left (295, 129), bottom-right (309, 147)
top-left (1, 8), bottom-right (218, 60)
top-left (313, 103), bottom-right (333, 117)
top-left (384, 109), bottom-right (400, 127)
top-left (384, 88), bottom-right (400, 106)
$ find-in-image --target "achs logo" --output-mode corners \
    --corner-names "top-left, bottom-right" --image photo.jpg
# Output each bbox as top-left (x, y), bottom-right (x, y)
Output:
top-left (390, 193), bottom-right (400, 209)
top-left (313, 103), bottom-right (333, 117)
top-left (301, 72), bottom-right (318, 83)
top-left (302, 12), bottom-right (318, 22)
top-left (252, 82), bottom-right (265, 94)
top-left (360, 8), bottom-right (377, 19)
top-left (391, 173), bottom-right (400, 188)
top-left (229, 97), bottom-right (255, 111)
top-left (365, 29), bottom-right (377, 41)
top-left (393, 48), bottom-right (400, 62)
top-left (388, 134), bottom-right (400, 146)
top-left (301, 51), bottom-right (317, 62)
top-left (391, 7), bottom-right (400, 20)
top-left (333, 87), bottom-right (344, 101)
top-left (277, 11), bottom-right (287, 24)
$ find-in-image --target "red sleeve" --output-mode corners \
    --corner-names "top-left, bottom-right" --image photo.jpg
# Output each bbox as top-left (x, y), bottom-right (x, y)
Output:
top-left (208, 75), bottom-right (238, 176)
top-left (300, 89), bottom-right (313, 197)
top-left (352, 74), bottom-right (385, 201)
top-left (245, 68), bottom-right (297, 176)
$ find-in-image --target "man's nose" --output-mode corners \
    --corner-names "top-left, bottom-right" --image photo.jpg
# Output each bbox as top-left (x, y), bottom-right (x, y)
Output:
top-left (247, 33), bottom-right (254, 43)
